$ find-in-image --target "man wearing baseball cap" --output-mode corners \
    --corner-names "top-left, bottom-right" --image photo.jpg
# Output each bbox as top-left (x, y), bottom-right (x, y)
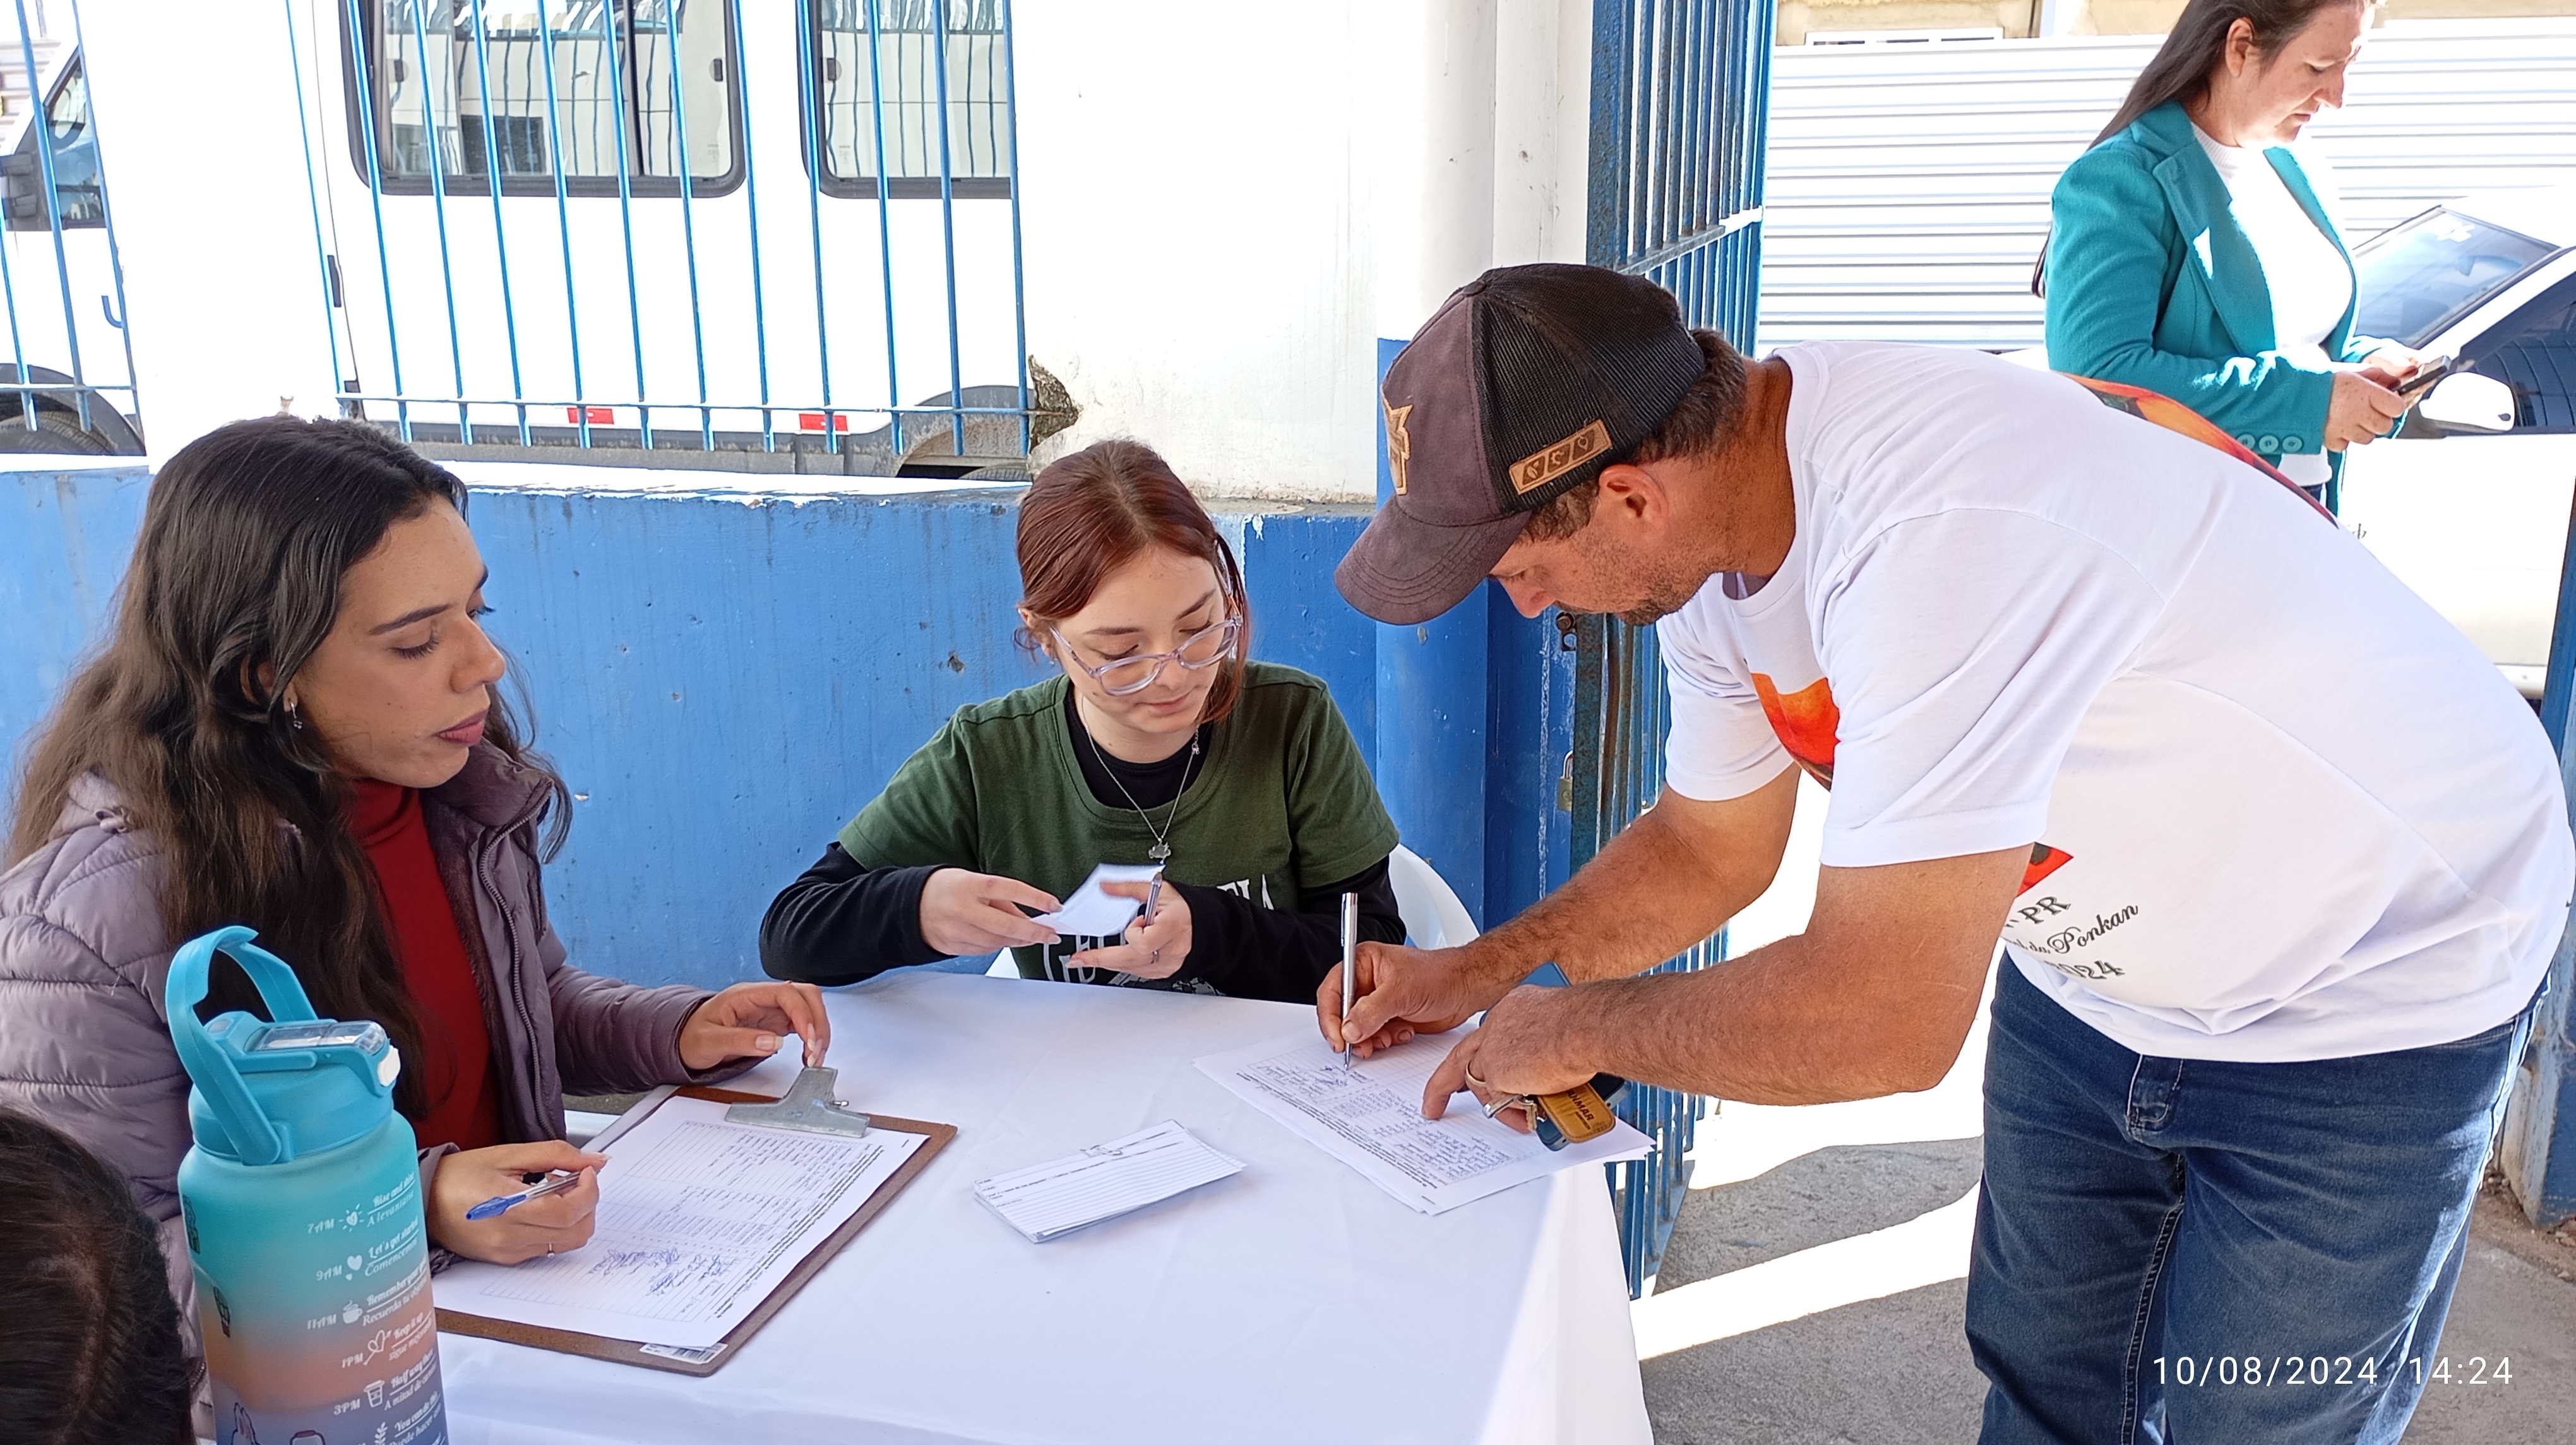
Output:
top-left (1325, 263), bottom-right (2571, 1442)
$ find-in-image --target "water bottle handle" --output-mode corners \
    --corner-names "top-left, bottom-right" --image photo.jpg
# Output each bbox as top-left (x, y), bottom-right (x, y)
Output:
top-left (164, 925), bottom-right (319, 1167)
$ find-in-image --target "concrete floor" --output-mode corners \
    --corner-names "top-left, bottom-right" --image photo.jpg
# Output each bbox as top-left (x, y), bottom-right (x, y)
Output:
top-left (1635, 1036), bottom-right (2576, 1444)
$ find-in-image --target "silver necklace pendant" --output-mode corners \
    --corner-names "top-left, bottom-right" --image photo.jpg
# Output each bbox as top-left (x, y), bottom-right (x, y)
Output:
top-left (1150, 841), bottom-right (1171, 861)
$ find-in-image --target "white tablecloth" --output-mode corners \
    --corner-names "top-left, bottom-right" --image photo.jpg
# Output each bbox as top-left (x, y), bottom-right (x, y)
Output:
top-left (435, 972), bottom-right (1649, 1445)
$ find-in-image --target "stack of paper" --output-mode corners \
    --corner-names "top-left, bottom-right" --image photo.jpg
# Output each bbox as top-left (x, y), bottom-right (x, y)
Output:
top-left (972, 1121), bottom-right (1244, 1242)
top-left (1196, 1033), bottom-right (1652, 1214)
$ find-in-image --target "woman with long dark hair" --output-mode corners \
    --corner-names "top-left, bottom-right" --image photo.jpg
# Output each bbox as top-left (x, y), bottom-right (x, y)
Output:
top-left (0, 416), bottom-right (830, 1369)
top-left (762, 438), bottom-right (1405, 1002)
top-left (2041, 0), bottom-right (2419, 507)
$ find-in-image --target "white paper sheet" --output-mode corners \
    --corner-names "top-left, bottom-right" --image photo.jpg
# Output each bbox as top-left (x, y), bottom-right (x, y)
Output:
top-left (1196, 1033), bottom-right (1651, 1214)
top-left (972, 1120), bottom-right (1244, 1242)
top-left (434, 1095), bottom-right (924, 1348)
top-left (1029, 861), bottom-right (1162, 937)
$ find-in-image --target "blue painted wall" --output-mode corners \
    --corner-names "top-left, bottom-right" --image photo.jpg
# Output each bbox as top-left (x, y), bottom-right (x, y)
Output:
top-left (4, 463), bottom-right (1570, 992)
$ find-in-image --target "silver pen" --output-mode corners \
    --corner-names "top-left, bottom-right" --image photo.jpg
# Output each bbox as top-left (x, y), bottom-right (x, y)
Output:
top-left (1339, 891), bottom-right (1358, 1070)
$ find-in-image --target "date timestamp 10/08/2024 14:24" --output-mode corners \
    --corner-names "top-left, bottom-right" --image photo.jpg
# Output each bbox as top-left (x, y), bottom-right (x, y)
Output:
top-left (2155, 1355), bottom-right (2512, 1388)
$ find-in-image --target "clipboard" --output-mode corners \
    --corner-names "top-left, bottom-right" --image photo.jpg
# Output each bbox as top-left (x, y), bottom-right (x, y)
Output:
top-left (435, 1084), bottom-right (955, 1376)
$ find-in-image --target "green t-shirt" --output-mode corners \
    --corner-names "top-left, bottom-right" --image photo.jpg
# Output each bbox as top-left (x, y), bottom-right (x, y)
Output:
top-left (839, 661), bottom-right (1398, 986)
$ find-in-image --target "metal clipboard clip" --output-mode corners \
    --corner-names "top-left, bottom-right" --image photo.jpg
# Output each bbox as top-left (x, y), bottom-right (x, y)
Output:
top-left (725, 1066), bottom-right (873, 1138)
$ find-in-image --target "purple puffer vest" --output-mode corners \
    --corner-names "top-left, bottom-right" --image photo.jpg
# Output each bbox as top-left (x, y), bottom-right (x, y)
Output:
top-left (0, 745), bottom-right (745, 1363)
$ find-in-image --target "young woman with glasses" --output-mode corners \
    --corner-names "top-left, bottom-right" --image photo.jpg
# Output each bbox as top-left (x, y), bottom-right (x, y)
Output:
top-left (761, 438), bottom-right (1407, 1002)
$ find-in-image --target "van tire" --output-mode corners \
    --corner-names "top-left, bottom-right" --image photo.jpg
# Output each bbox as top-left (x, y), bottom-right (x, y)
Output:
top-left (0, 404), bottom-right (118, 454)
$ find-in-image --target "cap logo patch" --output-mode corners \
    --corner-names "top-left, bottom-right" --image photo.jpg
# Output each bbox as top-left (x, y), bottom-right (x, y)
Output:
top-left (1511, 419), bottom-right (1611, 496)
top-left (1384, 402), bottom-right (1414, 495)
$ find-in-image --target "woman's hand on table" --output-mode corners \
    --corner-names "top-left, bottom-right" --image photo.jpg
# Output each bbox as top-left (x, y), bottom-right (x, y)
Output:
top-left (680, 980), bottom-right (833, 1070)
top-left (919, 867), bottom-right (1062, 956)
top-left (429, 1140), bottom-right (607, 1263)
top-left (1070, 880), bottom-right (1191, 979)
top-left (2326, 369), bottom-right (2409, 450)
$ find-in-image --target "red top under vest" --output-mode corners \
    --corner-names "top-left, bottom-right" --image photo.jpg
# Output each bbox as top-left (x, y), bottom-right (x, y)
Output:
top-left (350, 777), bottom-right (503, 1153)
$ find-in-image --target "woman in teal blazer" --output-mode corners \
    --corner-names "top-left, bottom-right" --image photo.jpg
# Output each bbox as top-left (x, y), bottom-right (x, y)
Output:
top-left (2042, 0), bottom-right (2418, 507)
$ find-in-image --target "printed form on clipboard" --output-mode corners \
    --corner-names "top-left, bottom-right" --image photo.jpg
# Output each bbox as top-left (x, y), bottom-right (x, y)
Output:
top-left (432, 1092), bottom-right (929, 1357)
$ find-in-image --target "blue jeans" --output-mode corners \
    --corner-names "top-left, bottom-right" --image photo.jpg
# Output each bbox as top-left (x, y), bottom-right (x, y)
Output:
top-left (1968, 963), bottom-right (2536, 1444)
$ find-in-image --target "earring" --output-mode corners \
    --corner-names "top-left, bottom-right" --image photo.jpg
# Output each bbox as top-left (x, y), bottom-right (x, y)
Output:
top-left (283, 697), bottom-right (307, 732)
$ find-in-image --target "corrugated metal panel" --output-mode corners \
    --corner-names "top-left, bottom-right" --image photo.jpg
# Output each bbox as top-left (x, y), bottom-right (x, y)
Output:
top-left (1758, 19), bottom-right (2576, 351)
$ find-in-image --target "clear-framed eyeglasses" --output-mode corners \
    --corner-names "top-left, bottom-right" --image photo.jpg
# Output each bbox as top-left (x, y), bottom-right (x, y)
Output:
top-left (1049, 615), bottom-right (1242, 696)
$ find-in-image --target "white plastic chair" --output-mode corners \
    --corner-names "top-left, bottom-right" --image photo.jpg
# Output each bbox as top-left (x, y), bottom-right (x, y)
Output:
top-left (1386, 844), bottom-right (1479, 949)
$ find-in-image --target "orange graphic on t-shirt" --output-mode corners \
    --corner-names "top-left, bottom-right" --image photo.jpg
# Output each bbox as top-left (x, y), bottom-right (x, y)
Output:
top-left (1751, 674), bottom-right (1839, 786)
top-left (1749, 672), bottom-right (2069, 895)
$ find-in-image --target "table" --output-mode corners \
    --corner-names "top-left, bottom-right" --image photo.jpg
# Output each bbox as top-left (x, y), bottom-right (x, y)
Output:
top-left (434, 972), bottom-right (1650, 1444)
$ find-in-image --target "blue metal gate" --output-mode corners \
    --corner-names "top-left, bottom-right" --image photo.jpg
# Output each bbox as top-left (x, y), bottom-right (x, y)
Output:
top-left (1579, 0), bottom-right (1774, 1298)
top-left (285, 0), bottom-right (1044, 472)
top-left (0, 0), bottom-right (143, 453)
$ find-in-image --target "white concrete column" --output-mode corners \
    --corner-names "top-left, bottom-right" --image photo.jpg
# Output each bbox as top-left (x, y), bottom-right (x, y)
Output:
top-left (1372, 0), bottom-right (1500, 340)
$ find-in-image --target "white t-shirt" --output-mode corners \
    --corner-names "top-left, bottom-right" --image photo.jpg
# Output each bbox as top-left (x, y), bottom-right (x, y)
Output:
top-left (1661, 342), bottom-right (2569, 1062)
top-left (2193, 125), bottom-right (2353, 486)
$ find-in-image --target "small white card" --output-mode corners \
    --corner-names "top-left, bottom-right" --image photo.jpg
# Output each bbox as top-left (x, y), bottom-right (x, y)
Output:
top-left (972, 1120), bottom-right (1244, 1242)
top-left (1029, 861), bottom-right (1163, 937)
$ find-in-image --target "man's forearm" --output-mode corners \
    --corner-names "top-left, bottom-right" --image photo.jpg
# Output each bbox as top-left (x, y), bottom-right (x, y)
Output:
top-left (1476, 771), bottom-right (1794, 985)
top-left (1547, 933), bottom-right (1984, 1103)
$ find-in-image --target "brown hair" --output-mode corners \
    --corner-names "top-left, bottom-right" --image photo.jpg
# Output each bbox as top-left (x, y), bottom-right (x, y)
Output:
top-left (7, 416), bottom-right (568, 1119)
top-left (1016, 438), bottom-right (1250, 724)
top-left (0, 1111), bottom-right (193, 1444)
top-left (2092, 0), bottom-right (2370, 148)
top-left (1522, 328), bottom-right (1751, 543)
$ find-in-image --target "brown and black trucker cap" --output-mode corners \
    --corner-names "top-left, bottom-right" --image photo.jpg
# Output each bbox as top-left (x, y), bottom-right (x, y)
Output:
top-left (1335, 263), bottom-right (1704, 625)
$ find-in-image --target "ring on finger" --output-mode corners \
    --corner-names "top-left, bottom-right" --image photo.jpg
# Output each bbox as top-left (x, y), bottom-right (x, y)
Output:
top-left (1465, 1069), bottom-right (1489, 1092)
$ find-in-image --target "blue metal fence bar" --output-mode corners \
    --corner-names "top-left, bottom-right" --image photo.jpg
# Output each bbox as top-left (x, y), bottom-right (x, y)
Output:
top-left (1579, 0), bottom-right (1774, 1298)
top-left (794, 2), bottom-right (838, 450)
top-left (0, 123), bottom-right (32, 428)
top-left (403, 0), bottom-right (477, 443)
top-left (341, 0), bottom-right (412, 437)
top-left (655, 0), bottom-right (715, 450)
top-left (864, 0), bottom-right (903, 454)
top-left (13, 0), bottom-right (89, 431)
top-left (721, 0), bottom-right (775, 450)
top-left (462, 0), bottom-right (532, 443)
top-left (927, 0), bottom-right (964, 455)
top-left (998, 0), bottom-right (1027, 451)
top-left (595, 0), bottom-right (653, 448)
top-left (2507, 426), bottom-right (2576, 1227)
top-left (531, 1), bottom-right (591, 445)
top-left (62, 0), bottom-right (138, 435)
top-left (332, 388), bottom-right (1026, 420)
top-left (283, 0), bottom-right (350, 419)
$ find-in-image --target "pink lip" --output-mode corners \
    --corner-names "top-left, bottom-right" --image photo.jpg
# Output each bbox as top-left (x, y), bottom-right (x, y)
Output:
top-left (436, 711), bottom-right (489, 747)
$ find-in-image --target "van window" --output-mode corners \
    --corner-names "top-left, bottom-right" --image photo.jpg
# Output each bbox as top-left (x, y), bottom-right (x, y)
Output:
top-left (808, 0), bottom-right (1013, 200)
top-left (347, 0), bottom-right (742, 198)
top-left (4, 57), bottom-right (104, 231)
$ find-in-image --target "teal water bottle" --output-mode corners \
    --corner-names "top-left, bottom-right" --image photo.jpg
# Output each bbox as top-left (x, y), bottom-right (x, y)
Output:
top-left (168, 925), bottom-right (448, 1445)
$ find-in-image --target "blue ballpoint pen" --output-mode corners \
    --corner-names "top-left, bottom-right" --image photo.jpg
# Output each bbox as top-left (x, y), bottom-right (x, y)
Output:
top-left (464, 1170), bottom-right (581, 1221)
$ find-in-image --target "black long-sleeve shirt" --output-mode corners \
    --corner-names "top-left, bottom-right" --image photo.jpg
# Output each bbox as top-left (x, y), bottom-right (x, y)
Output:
top-left (762, 707), bottom-right (1404, 1003)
